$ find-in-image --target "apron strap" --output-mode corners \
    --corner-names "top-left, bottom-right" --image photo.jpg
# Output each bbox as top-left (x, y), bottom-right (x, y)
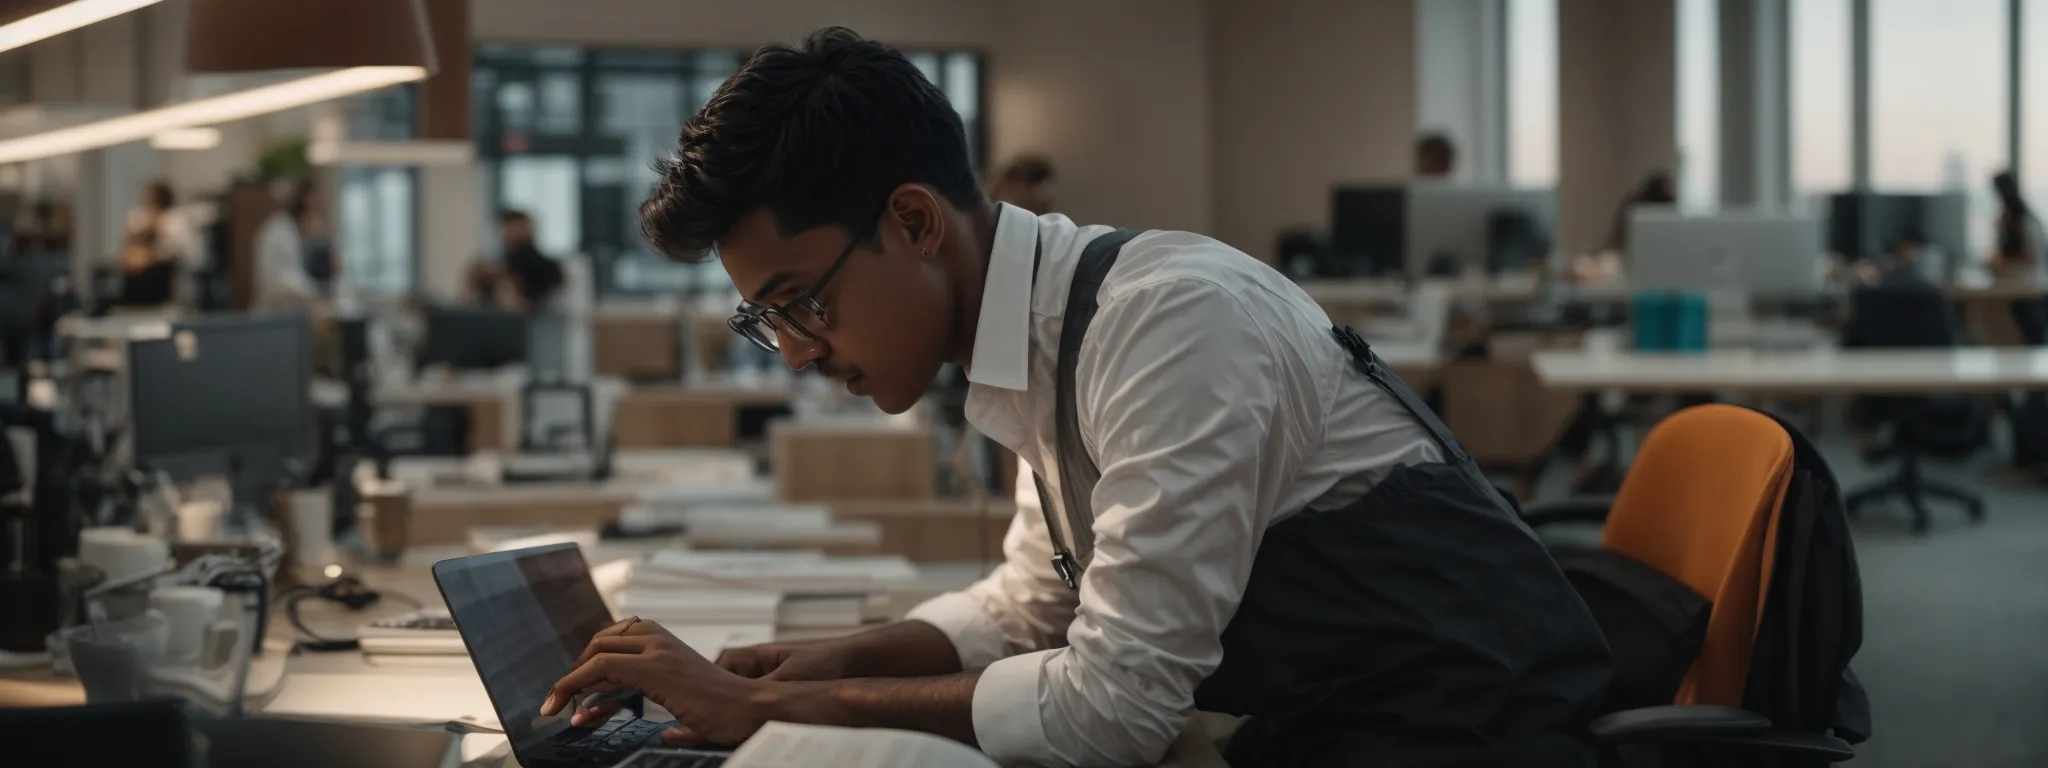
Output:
top-left (1032, 228), bottom-right (1146, 590)
top-left (1329, 325), bottom-right (1470, 464)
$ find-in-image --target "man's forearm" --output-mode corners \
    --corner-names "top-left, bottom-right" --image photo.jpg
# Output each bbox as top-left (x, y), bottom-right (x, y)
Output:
top-left (836, 620), bottom-right (966, 679)
top-left (774, 672), bottom-right (983, 747)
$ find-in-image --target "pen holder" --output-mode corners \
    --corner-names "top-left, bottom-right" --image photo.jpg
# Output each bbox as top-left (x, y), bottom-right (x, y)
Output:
top-left (359, 487), bottom-right (414, 564)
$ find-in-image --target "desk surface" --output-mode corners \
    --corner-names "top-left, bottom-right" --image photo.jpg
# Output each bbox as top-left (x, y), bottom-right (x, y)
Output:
top-left (0, 552), bottom-right (1227, 766)
top-left (1533, 347), bottom-right (2048, 394)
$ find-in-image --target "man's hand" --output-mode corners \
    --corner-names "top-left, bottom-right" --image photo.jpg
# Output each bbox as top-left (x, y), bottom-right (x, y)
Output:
top-left (543, 618), bottom-right (792, 746)
top-left (716, 621), bottom-right (966, 682)
top-left (715, 640), bottom-right (862, 681)
top-left (546, 618), bottom-right (982, 749)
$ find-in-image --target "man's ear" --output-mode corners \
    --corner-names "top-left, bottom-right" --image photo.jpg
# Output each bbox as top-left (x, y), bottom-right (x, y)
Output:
top-left (887, 184), bottom-right (946, 260)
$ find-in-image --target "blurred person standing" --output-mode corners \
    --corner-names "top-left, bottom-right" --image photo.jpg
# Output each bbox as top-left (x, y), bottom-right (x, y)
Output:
top-left (120, 180), bottom-right (199, 307)
top-left (986, 154), bottom-right (1055, 215)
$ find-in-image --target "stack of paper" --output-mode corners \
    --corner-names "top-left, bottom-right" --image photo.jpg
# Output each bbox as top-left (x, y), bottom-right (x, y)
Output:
top-left (596, 550), bottom-right (918, 629)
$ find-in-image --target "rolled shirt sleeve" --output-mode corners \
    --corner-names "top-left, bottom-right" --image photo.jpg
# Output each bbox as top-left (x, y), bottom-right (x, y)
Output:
top-left (905, 457), bottom-right (1081, 670)
top-left (967, 278), bottom-right (1316, 767)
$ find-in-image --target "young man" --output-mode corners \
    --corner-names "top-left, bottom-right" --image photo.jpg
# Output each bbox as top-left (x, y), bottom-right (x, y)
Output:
top-left (544, 28), bottom-right (1610, 767)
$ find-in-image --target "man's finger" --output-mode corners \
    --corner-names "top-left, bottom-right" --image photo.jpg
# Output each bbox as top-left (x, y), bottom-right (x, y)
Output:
top-left (541, 653), bottom-right (634, 716)
top-left (660, 726), bottom-right (708, 746)
top-left (573, 633), bottom-right (656, 669)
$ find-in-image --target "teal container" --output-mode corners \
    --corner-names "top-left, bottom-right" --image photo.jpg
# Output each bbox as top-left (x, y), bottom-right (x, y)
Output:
top-left (1672, 292), bottom-right (1710, 352)
top-left (1632, 291), bottom-right (1674, 351)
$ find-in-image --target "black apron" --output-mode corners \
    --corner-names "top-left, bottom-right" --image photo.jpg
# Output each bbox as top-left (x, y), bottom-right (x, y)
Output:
top-left (1031, 230), bottom-right (1613, 767)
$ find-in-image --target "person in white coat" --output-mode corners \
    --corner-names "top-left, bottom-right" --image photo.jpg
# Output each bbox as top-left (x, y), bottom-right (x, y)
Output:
top-left (254, 181), bottom-right (324, 314)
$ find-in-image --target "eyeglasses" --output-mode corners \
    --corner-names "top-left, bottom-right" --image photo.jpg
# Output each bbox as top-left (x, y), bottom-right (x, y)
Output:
top-left (727, 219), bottom-right (871, 353)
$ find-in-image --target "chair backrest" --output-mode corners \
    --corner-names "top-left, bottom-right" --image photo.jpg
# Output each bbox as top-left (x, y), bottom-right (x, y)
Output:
top-left (1601, 404), bottom-right (1795, 707)
top-left (1845, 281), bottom-right (1960, 349)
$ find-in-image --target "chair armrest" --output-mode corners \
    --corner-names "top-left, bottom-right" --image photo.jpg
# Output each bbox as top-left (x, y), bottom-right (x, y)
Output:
top-left (1518, 496), bottom-right (1616, 527)
top-left (1589, 705), bottom-right (1855, 761)
top-left (1590, 705), bottom-right (1769, 740)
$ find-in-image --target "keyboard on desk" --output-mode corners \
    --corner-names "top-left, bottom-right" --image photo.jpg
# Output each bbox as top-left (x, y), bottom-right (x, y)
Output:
top-left (612, 748), bottom-right (728, 768)
top-left (557, 718), bottom-right (681, 763)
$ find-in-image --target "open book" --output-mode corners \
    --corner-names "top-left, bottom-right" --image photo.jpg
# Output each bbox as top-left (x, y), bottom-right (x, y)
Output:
top-left (723, 722), bottom-right (996, 768)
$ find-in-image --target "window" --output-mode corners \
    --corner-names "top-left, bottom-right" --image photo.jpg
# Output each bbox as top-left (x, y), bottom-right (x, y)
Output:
top-left (1676, 0), bottom-right (1719, 212)
top-left (1506, 0), bottom-right (1558, 187)
top-left (473, 45), bottom-right (988, 298)
top-left (1791, 0), bottom-right (1852, 212)
top-left (335, 86), bottom-right (420, 292)
top-left (1870, 0), bottom-right (2006, 254)
top-left (2025, 0), bottom-right (2048, 219)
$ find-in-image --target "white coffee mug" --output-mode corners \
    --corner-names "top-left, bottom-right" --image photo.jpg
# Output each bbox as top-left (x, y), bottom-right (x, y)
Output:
top-left (78, 527), bottom-right (170, 587)
top-left (148, 586), bottom-right (224, 665)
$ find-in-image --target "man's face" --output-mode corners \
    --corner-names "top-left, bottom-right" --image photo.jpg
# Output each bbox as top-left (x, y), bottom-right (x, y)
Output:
top-left (715, 202), bottom-right (955, 414)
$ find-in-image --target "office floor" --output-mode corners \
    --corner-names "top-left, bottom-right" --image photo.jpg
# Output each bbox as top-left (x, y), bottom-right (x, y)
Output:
top-left (1522, 410), bottom-right (2048, 768)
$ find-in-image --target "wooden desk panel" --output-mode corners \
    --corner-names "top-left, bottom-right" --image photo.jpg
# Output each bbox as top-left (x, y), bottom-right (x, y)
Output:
top-left (592, 315), bottom-right (683, 380)
top-left (771, 422), bottom-right (935, 502)
top-left (827, 500), bottom-right (1015, 563)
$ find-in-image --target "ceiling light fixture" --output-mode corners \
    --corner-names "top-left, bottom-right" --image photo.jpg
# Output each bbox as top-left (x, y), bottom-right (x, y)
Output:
top-left (0, 0), bottom-right (165, 55)
top-left (0, 66), bottom-right (426, 164)
top-left (150, 127), bottom-right (221, 151)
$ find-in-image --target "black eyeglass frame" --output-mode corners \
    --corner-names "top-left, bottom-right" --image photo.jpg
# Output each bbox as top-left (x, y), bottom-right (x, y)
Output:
top-left (725, 214), bottom-right (882, 353)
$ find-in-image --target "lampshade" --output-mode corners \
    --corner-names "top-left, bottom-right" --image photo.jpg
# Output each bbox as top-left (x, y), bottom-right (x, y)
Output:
top-left (184, 0), bottom-right (436, 75)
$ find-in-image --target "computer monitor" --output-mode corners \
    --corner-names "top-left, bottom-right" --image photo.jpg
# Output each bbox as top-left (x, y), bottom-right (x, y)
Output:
top-left (1629, 210), bottom-right (1826, 295)
top-left (1327, 185), bottom-right (1406, 277)
top-left (1404, 182), bottom-right (1557, 277)
top-left (1825, 191), bottom-right (1967, 266)
top-left (128, 314), bottom-right (314, 486)
top-left (418, 306), bottom-right (529, 371)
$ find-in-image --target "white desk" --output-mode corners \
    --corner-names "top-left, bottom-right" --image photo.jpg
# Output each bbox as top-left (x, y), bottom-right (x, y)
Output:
top-left (1533, 347), bottom-right (2048, 395)
top-left (0, 552), bottom-right (1227, 767)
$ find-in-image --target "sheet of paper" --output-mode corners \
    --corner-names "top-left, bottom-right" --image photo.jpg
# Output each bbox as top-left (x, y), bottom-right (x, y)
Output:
top-left (726, 722), bottom-right (997, 768)
top-left (669, 623), bottom-right (776, 658)
top-left (261, 672), bottom-right (501, 733)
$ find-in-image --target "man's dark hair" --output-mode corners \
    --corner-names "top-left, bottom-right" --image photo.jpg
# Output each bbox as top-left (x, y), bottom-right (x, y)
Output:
top-left (641, 27), bottom-right (982, 262)
top-left (1416, 133), bottom-right (1456, 168)
top-left (146, 180), bottom-right (176, 210)
top-left (501, 209), bottom-right (532, 226)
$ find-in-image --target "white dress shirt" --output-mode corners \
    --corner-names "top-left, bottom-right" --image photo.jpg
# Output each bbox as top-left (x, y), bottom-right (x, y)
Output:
top-left (255, 212), bottom-right (319, 313)
top-left (904, 204), bottom-right (1442, 767)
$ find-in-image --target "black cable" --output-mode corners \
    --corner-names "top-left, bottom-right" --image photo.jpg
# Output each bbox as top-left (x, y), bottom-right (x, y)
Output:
top-left (282, 576), bottom-right (426, 653)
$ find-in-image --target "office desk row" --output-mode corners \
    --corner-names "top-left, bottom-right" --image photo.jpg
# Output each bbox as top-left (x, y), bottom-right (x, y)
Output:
top-left (1532, 347), bottom-right (2048, 395)
top-left (0, 548), bottom-right (1229, 767)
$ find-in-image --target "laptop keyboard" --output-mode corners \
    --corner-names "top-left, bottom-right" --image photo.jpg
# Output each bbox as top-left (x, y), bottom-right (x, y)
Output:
top-left (566, 718), bottom-right (673, 757)
top-left (366, 611), bottom-right (456, 631)
top-left (614, 749), bottom-right (729, 768)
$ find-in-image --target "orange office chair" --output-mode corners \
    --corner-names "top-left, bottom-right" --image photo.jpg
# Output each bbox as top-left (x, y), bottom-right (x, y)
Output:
top-left (1520, 404), bottom-right (1869, 766)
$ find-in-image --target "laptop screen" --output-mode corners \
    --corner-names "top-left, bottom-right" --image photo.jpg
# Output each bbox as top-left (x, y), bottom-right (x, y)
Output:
top-left (433, 543), bottom-right (615, 749)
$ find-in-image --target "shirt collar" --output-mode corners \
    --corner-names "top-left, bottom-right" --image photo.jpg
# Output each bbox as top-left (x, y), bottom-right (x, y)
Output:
top-left (965, 203), bottom-right (1038, 391)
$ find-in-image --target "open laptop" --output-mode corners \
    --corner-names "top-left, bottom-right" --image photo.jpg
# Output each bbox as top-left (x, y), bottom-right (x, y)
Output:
top-left (432, 543), bottom-right (728, 768)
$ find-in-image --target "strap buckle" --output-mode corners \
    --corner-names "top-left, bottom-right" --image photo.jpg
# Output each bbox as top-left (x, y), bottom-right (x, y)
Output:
top-left (1331, 325), bottom-right (1384, 380)
top-left (1050, 553), bottom-right (1080, 590)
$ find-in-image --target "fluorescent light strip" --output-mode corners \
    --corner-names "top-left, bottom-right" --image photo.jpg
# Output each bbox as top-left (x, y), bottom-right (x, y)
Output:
top-left (151, 127), bottom-right (221, 151)
top-left (0, 0), bottom-right (165, 54)
top-left (0, 66), bottom-right (426, 164)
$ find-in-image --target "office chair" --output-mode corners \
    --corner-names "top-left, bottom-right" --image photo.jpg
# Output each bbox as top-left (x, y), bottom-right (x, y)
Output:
top-left (1842, 283), bottom-right (1989, 533)
top-left (1521, 404), bottom-right (1868, 766)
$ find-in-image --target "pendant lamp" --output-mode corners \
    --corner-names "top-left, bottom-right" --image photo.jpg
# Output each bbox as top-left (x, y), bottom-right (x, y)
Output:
top-left (185, 0), bottom-right (437, 75)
